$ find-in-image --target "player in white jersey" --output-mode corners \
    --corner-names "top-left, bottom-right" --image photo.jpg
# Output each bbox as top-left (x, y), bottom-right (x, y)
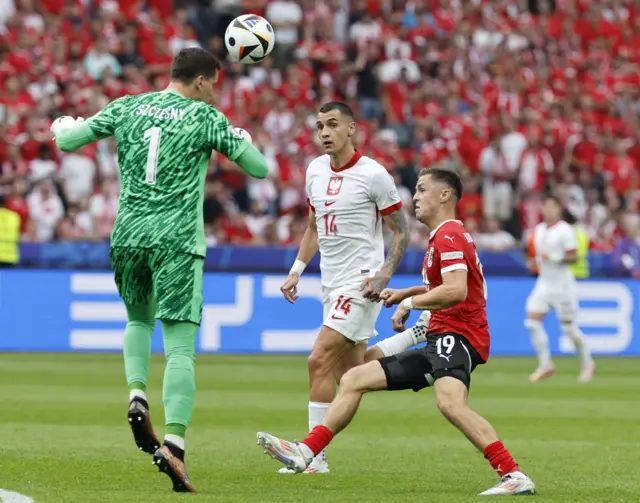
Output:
top-left (525, 195), bottom-right (595, 383)
top-left (279, 102), bottom-right (410, 473)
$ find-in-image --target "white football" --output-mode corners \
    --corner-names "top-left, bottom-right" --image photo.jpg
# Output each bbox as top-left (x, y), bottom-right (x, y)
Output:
top-left (225, 14), bottom-right (275, 64)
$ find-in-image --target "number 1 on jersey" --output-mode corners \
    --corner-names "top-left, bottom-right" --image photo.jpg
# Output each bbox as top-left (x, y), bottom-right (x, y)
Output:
top-left (144, 126), bottom-right (162, 185)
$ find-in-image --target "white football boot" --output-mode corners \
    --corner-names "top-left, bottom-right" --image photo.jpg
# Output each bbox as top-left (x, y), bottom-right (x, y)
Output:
top-left (303, 449), bottom-right (330, 473)
top-left (579, 361), bottom-right (596, 383)
top-left (257, 432), bottom-right (310, 474)
top-left (478, 471), bottom-right (536, 496)
top-left (277, 449), bottom-right (329, 474)
top-left (528, 362), bottom-right (556, 382)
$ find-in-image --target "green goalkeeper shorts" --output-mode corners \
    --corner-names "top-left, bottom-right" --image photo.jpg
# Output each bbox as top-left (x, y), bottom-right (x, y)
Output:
top-left (109, 246), bottom-right (204, 325)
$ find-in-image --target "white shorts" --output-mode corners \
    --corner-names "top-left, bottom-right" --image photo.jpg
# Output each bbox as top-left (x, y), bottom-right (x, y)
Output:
top-left (526, 282), bottom-right (578, 321)
top-left (322, 283), bottom-right (382, 344)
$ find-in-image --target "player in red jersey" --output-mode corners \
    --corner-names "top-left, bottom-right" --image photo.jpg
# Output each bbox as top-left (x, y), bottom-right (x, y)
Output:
top-left (256, 168), bottom-right (536, 496)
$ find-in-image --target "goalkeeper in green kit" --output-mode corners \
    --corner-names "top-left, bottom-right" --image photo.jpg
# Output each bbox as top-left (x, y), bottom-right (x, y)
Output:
top-left (51, 48), bottom-right (268, 493)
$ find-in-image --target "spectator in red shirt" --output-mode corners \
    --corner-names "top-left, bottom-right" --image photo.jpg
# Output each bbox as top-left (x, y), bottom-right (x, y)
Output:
top-left (5, 178), bottom-right (31, 236)
top-left (599, 140), bottom-right (637, 195)
top-left (0, 144), bottom-right (28, 195)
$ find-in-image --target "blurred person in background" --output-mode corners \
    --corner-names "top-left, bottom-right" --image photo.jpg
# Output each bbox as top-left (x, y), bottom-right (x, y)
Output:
top-left (28, 144), bottom-right (57, 185)
top-left (89, 178), bottom-right (119, 241)
top-left (500, 116), bottom-right (527, 178)
top-left (26, 179), bottom-right (64, 242)
top-left (245, 201), bottom-right (273, 243)
top-left (96, 138), bottom-right (119, 180)
top-left (265, 0), bottom-right (303, 68)
top-left (611, 217), bottom-right (640, 278)
top-left (474, 217), bottom-right (517, 251)
top-left (56, 203), bottom-right (92, 240)
top-left (0, 143), bottom-right (28, 195)
top-left (524, 195), bottom-right (595, 384)
top-left (564, 209), bottom-right (590, 280)
top-left (480, 134), bottom-right (514, 222)
top-left (5, 178), bottom-right (30, 236)
top-left (84, 39), bottom-right (122, 81)
top-left (203, 180), bottom-right (225, 228)
top-left (58, 145), bottom-right (96, 207)
top-left (220, 210), bottom-right (253, 244)
top-left (0, 194), bottom-right (20, 267)
top-left (517, 129), bottom-right (554, 195)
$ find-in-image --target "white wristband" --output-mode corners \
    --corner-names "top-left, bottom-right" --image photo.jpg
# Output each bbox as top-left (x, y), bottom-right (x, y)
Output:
top-left (289, 259), bottom-right (306, 276)
top-left (402, 297), bottom-right (413, 310)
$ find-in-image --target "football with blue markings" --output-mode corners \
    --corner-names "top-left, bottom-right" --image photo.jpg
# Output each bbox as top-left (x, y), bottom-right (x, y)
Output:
top-left (225, 14), bottom-right (275, 64)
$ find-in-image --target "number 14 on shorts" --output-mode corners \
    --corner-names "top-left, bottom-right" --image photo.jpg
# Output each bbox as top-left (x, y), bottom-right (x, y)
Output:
top-left (331, 295), bottom-right (352, 320)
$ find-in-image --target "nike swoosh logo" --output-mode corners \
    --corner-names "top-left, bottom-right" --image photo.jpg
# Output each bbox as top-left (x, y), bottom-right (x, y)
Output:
top-left (325, 201), bottom-right (336, 206)
top-left (331, 314), bottom-right (345, 320)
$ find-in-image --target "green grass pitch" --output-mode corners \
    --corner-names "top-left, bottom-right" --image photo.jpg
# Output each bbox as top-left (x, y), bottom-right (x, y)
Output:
top-left (0, 354), bottom-right (638, 502)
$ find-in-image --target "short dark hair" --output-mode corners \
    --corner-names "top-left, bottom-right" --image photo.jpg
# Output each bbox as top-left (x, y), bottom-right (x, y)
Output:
top-left (318, 101), bottom-right (355, 120)
top-left (418, 167), bottom-right (463, 201)
top-left (170, 48), bottom-right (221, 84)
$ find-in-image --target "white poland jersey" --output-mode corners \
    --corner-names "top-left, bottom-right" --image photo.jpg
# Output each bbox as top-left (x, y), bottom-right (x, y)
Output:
top-left (533, 220), bottom-right (578, 287)
top-left (306, 151), bottom-right (403, 289)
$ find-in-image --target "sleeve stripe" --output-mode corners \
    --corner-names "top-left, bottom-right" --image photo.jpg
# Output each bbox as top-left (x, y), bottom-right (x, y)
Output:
top-left (380, 201), bottom-right (403, 215)
top-left (441, 263), bottom-right (468, 274)
top-left (307, 198), bottom-right (315, 212)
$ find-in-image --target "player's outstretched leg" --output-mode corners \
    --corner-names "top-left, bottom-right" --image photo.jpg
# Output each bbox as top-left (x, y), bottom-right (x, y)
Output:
top-left (277, 327), bottom-right (364, 475)
top-left (152, 320), bottom-right (197, 493)
top-left (365, 311), bottom-right (430, 362)
top-left (560, 321), bottom-right (595, 382)
top-left (525, 315), bottom-right (556, 382)
top-left (433, 377), bottom-right (535, 496)
top-left (258, 360), bottom-right (387, 472)
top-left (123, 301), bottom-right (161, 455)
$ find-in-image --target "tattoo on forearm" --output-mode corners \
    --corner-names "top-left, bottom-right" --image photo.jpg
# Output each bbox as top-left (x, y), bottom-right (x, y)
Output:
top-left (381, 210), bottom-right (410, 277)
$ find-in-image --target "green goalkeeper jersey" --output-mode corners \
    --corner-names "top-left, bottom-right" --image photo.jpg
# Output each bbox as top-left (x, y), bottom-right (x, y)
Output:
top-left (66, 89), bottom-right (249, 257)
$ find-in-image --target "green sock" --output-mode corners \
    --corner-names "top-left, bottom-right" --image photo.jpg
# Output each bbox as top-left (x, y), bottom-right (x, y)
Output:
top-left (161, 320), bottom-right (197, 436)
top-left (123, 302), bottom-right (156, 391)
top-left (166, 423), bottom-right (187, 437)
top-left (130, 381), bottom-right (146, 392)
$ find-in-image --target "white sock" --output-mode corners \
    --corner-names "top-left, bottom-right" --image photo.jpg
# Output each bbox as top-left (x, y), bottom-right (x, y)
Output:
top-left (164, 434), bottom-right (185, 451)
top-left (308, 401), bottom-right (330, 460)
top-left (376, 325), bottom-right (425, 357)
top-left (562, 322), bottom-right (593, 367)
top-left (525, 319), bottom-right (552, 368)
top-left (299, 443), bottom-right (315, 463)
top-left (308, 401), bottom-right (330, 431)
top-left (129, 389), bottom-right (147, 404)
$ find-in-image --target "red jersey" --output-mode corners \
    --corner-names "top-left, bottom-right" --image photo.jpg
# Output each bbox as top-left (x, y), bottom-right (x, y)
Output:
top-left (422, 220), bottom-right (490, 361)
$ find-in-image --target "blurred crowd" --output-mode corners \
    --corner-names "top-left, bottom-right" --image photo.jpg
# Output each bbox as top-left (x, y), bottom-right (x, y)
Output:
top-left (1, 0), bottom-right (640, 264)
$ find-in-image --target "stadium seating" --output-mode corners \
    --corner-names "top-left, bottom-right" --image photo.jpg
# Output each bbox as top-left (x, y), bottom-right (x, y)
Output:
top-left (1, 0), bottom-right (639, 258)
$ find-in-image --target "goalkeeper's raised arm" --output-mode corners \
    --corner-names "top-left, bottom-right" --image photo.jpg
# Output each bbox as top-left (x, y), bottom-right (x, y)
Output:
top-left (52, 48), bottom-right (268, 180)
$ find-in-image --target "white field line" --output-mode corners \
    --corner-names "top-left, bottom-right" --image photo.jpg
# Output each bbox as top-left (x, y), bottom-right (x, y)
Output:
top-left (0, 489), bottom-right (35, 503)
